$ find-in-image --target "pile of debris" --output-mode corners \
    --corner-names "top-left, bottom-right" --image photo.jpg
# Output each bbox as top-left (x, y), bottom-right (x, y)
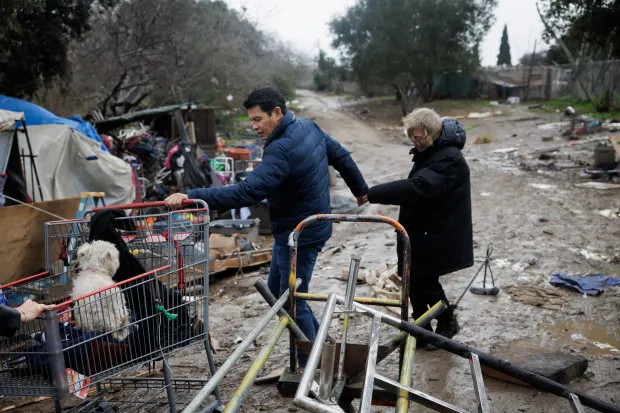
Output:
top-left (341, 262), bottom-right (402, 301)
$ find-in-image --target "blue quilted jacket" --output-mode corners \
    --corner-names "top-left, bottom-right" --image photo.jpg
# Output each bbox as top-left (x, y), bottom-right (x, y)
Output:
top-left (189, 112), bottom-right (368, 246)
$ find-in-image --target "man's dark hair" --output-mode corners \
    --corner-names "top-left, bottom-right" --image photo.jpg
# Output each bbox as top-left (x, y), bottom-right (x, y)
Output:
top-left (243, 86), bottom-right (287, 115)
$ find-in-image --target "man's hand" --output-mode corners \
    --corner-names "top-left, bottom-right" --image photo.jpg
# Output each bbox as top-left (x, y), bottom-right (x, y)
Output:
top-left (357, 194), bottom-right (369, 207)
top-left (165, 193), bottom-right (189, 208)
top-left (18, 299), bottom-right (53, 323)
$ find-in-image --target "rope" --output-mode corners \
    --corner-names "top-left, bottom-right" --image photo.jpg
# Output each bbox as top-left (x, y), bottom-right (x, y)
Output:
top-left (2, 194), bottom-right (68, 220)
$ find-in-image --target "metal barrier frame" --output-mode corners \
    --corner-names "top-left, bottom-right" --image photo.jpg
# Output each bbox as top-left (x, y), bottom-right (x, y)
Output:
top-left (287, 214), bottom-right (411, 374)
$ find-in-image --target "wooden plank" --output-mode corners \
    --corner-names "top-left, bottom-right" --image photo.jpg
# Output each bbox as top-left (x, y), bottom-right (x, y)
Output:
top-left (209, 249), bottom-right (272, 274)
top-left (0, 197), bottom-right (80, 284)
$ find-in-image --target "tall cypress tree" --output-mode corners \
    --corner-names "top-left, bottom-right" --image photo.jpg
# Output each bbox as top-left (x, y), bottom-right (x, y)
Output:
top-left (497, 24), bottom-right (512, 66)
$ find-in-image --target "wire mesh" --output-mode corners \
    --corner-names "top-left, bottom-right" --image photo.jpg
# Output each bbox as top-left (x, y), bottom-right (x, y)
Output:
top-left (0, 207), bottom-right (211, 403)
top-left (63, 378), bottom-right (210, 413)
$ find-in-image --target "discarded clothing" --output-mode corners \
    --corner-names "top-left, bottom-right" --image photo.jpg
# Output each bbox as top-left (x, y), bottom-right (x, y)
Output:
top-left (549, 274), bottom-right (620, 296)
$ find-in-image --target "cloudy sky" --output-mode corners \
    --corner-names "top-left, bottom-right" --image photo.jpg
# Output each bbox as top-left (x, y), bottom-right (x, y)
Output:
top-left (225, 0), bottom-right (547, 67)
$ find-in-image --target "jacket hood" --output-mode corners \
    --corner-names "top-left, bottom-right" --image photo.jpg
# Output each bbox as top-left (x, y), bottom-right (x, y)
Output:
top-left (436, 117), bottom-right (466, 150)
top-left (409, 117), bottom-right (466, 156)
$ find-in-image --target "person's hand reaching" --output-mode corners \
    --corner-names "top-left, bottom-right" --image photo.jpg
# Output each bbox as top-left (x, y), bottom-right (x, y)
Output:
top-left (165, 193), bottom-right (189, 208)
top-left (357, 194), bottom-right (369, 207)
top-left (17, 299), bottom-right (53, 323)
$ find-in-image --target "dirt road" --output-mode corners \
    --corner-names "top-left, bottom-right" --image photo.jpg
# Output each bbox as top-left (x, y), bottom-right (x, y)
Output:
top-left (7, 91), bottom-right (617, 412)
top-left (190, 90), bottom-right (620, 413)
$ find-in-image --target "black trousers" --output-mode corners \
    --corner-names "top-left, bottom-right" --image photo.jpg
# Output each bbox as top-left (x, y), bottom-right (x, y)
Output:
top-left (410, 276), bottom-right (451, 322)
top-left (396, 242), bottom-right (452, 326)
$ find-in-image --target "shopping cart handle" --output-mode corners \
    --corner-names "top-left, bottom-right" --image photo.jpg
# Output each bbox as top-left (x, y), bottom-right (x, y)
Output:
top-left (92, 199), bottom-right (199, 212)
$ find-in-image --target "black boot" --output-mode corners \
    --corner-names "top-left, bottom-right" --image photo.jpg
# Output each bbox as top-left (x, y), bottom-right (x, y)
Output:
top-left (435, 305), bottom-right (460, 339)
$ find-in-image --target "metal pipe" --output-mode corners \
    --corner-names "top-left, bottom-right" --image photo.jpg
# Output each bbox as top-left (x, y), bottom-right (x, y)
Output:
top-left (254, 280), bottom-right (308, 341)
top-left (353, 301), bottom-right (620, 413)
top-left (395, 335), bottom-right (417, 413)
top-left (183, 285), bottom-right (297, 413)
top-left (318, 339), bottom-right (336, 402)
top-left (162, 356), bottom-right (178, 413)
top-left (570, 394), bottom-right (586, 413)
top-left (44, 309), bottom-right (69, 401)
top-left (359, 315), bottom-right (381, 413)
top-left (223, 317), bottom-right (289, 413)
top-left (469, 353), bottom-right (490, 413)
top-left (374, 374), bottom-right (468, 413)
top-left (294, 292), bottom-right (399, 307)
top-left (288, 244), bottom-right (299, 373)
top-left (294, 295), bottom-right (339, 413)
top-left (333, 255), bottom-right (361, 399)
top-left (382, 300), bottom-right (448, 355)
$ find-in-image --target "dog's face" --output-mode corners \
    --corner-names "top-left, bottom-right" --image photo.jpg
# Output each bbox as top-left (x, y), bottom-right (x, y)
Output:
top-left (77, 241), bottom-right (120, 277)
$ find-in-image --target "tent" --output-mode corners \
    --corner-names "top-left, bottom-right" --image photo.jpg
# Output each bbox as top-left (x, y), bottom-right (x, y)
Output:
top-left (18, 124), bottom-right (135, 205)
top-left (0, 95), bottom-right (107, 151)
top-left (0, 109), bottom-right (135, 207)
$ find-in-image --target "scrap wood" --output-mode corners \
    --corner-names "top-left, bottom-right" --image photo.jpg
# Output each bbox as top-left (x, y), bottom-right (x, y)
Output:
top-left (209, 248), bottom-right (272, 275)
top-left (0, 396), bottom-right (50, 412)
top-left (503, 284), bottom-right (567, 311)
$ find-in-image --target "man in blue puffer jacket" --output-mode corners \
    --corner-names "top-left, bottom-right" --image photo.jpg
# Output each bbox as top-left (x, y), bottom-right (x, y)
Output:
top-left (166, 87), bottom-right (368, 370)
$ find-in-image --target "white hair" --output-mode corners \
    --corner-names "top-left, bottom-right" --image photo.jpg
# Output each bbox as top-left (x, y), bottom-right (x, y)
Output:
top-left (402, 108), bottom-right (443, 147)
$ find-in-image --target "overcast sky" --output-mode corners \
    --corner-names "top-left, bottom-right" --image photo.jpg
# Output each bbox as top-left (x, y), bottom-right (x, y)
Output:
top-left (225, 0), bottom-right (546, 67)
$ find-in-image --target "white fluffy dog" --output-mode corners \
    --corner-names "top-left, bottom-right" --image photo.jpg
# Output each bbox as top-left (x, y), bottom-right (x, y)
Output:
top-left (71, 240), bottom-right (130, 341)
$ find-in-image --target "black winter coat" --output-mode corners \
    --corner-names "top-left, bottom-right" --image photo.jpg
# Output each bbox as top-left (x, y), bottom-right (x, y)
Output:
top-left (367, 118), bottom-right (473, 279)
top-left (0, 305), bottom-right (21, 337)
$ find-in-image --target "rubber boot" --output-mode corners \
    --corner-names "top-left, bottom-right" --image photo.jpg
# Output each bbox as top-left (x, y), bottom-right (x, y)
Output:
top-left (435, 305), bottom-right (460, 339)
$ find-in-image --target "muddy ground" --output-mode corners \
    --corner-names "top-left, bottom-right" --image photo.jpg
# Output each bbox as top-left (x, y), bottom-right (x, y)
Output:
top-left (4, 92), bottom-right (619, 412)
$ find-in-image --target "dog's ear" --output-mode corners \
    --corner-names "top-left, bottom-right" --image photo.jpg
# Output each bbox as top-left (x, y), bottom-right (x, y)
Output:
top-left (77, 243), bottom-right (90, 260)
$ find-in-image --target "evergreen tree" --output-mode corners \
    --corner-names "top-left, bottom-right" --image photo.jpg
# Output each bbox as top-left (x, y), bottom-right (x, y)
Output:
top-left (497, 24), bottom-right (512, 66)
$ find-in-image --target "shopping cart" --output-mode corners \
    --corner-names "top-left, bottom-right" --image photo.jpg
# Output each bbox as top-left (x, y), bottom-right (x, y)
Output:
top-left (0, 200), bottom-right (220, 413)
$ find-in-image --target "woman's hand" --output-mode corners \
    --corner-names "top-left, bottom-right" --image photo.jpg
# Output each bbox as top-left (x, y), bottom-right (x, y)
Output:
top-left (17, 299), bottom-right (53, 323)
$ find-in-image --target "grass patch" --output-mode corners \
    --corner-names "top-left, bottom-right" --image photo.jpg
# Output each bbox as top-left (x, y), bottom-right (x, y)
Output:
top-left (475, 135), bottom-right (493, 144)
top-left (232, 114), bottom-right (248, 122)
top-left (465, 124), bottom-right (480, 132)
top-left (533, 97), bottom-right (620, 120)
top-left (375, 95), bottom-right (397, 101)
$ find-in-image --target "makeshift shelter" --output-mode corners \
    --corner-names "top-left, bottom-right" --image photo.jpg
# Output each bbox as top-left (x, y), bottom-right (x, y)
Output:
top-left (0, 95), bottom-right (107, 151)
top-left (0, 108), bottom-right (135, 206)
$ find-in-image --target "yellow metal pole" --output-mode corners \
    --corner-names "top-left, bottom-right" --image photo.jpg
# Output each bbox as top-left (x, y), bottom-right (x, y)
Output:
top-left (295, 292), bottom-right (400, 307)
top-left (223, 317), bottom-right (289, 413)
top-left (395, 335), bottom-right (416, 413)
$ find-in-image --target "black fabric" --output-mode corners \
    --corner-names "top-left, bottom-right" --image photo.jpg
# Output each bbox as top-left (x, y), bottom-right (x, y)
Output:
top-left (0, 305), bottom-right (21, 337)
top-left (88, 210), bottom-right (191, 356)
top-left (3, 134), bottom-right (30, 206)
top-left (409, 276), bottom-right (450, 320)
top-left (368, 118), bottom-right (473, 280)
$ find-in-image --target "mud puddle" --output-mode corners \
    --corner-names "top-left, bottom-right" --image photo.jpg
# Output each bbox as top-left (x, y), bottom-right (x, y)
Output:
top-left (542, 318), bottom-right (620, 355)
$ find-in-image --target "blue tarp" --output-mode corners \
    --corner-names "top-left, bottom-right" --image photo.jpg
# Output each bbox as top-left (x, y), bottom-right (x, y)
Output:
top-left (0, 95), bottom-right (107, 152)
top-left (549, 273), bottom-right (620, 296)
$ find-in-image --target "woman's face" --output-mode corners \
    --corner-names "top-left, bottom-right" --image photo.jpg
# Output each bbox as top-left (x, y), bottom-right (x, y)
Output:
top-left (409, 128), bottom-right (431, 152)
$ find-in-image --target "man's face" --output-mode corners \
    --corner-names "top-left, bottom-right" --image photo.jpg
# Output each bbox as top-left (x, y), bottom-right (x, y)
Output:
top-left (248, 106), bottom-right (283, 141)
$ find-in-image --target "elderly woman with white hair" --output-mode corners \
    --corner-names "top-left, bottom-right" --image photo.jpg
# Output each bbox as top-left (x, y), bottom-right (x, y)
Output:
top-left (366, 108), bottom-right (473, 349)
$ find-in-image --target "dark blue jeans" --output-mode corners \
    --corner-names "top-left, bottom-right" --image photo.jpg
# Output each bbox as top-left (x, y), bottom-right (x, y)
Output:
top-left (268, 241), bottom-right (324, 367)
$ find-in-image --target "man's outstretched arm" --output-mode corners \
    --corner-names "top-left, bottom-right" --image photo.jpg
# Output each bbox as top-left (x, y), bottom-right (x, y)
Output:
top-left (324, 131), bottom-right (368, 203)
top-left (166, 151), bottom-right (289, 210)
